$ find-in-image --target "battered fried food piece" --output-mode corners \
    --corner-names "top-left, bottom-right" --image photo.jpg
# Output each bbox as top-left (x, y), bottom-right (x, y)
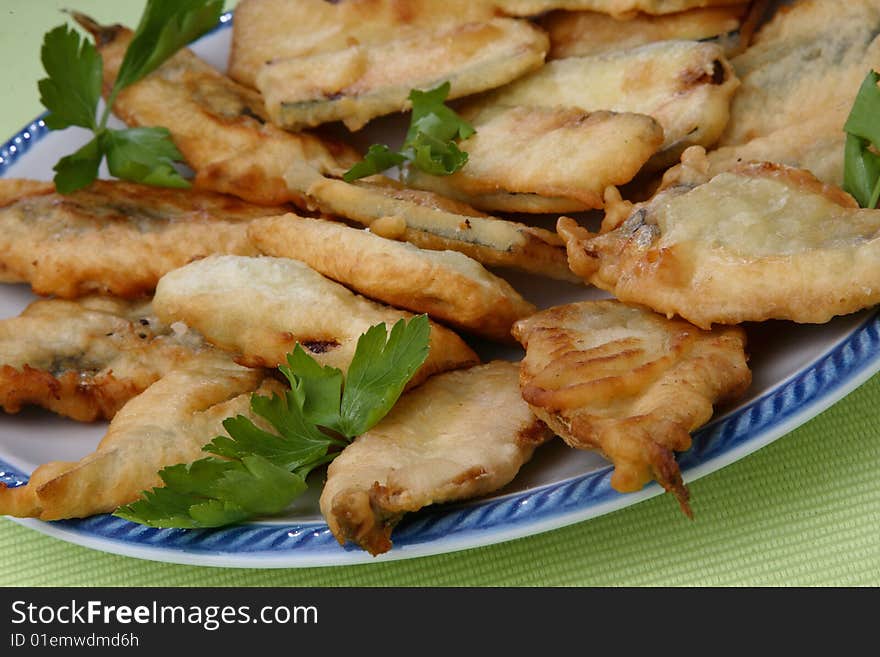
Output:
top-left (320, 361), bottom-right (553, 555)
top-left (0, 296), bottom-right (215, 422)
top-left (541, 5), bottom-right (748, 59)
top-left (497, 0), bottom-right (745, 18)
top-left (75, 14), bottom-right (359, 207)
top-left (0, 179), bottom-right (273, 299)
top-left (512, 300), bottom-right (750, 514)
top-left (229, 0), bottom-right (506, 89)
top-left (559, 163), bottom-right (880, 329)
top-left (284, 162), bottom-right (577, 281)
top-left (0, 181), bottom-right (53, 284)
top-left (153, 255), bottom-right (479, 384)
top-left (473, 39), bottom-right (739, 169)
top-left (249, 214), bottom-right (536, 341)
top-left (704, 0), bottom-right (880, 187)
top-left (0, 358), bottom-right (271, 520)
top-left (405, 106), bottom-right (663, 213)
top-left (257, 18), bottom-right (548, 131)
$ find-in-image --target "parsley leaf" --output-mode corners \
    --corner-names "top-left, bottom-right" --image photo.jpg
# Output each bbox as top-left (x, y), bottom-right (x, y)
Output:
top-left (101, 127), bottom-right (190, 188)
top-left (844, 70), bottom-right (880, 209)
top-left (342, 144), bottom-right (406, 183)
top-left (337, 315), bottom-right (431, 437)
top-left (115, 316), bottom-right (431, 529)
top-left (409, 131), bottom-right (470, 177)
top-left (115, 457), bottom-right (305, 528)
top-left (279, 345), bottom-right (344, 430)
top-left (38, 25), bottom-right (103, 131)
top-left (53, 137), bottom-right (103, 194)
top-left (343, 81), bottom-right (475, 182)
top-left (113, 0), bottom-right (225, 91)
top-left (405, 82), bottom-right (475, 144)
top-left (38, 0), bottom-right (222, 194)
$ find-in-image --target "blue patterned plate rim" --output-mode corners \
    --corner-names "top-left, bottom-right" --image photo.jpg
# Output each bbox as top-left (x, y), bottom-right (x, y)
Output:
top-left (2, 12), bottom-right (879, 568)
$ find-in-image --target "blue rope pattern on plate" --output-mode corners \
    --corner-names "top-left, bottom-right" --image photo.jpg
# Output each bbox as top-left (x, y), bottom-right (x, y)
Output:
top-left (2, 12), bottom-right (879, 561)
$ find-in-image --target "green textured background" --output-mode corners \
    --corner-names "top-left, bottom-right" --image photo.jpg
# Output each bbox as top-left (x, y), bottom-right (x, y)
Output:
top-left (1, 0), bottom-right (878, 587)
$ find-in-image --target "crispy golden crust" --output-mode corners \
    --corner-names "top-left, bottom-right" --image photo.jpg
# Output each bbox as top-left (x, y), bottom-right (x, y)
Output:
top-left (473, 39), bottom-right (738, 170)
top-left (559, 163), bottom-right (880, 329)
top-left (249, 214), bottom-right (536, 341)
top-left (704, 0), bottom-right (880, 186)
top-left (512, 300), bottom-right (750, 514)
top-left (0, 178), bottom-right (277, 299)
top-left (0, 179), bottom-right (53, 207)
top-left (496, 0), bottom-right (745, 17)
top-left (406, 106), bottom-right (663, 213)
top-left (284, 163), bottom-right (577, 281)
top-left (152, 255), bottom-right (479, 385)
top-left (229, 0), bottom-right (506, 89)
top-left (0, 359), bottom-right (270, 520)
top-left (257, 18), bottom-right (548, 131)
top-left (75, 15), bottom-right (359, 207)
top-left (0, 296), bottom-right (215, 421)
top-left (541, 5), bottom-right (748, 59)
top-left (0, 366), bottom-right (138, 423)
top-left (320, 361), bottom-right (553, 555)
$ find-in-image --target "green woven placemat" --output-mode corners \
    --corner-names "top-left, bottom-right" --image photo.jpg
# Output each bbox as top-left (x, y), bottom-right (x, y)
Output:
top-left (1, 0), bottom-right (878, 587)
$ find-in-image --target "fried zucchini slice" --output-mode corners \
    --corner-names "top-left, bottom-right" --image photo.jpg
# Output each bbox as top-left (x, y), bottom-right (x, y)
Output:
top-left (284, 163), bottom-right (577, 281)
top-left (75, 14), bottom-right (359, 207)
top-left (406, 106), bottom-right (663, 213)
top-left (152, 255), bottom-right (479, 385)
top-left (700, 0), bottom-right (880, 187)
top-left (256, 18), bottom-right (548, 131)
top-left (513, 299), bottom-right (750, 515)
top-left (0, 179), bottom-right (275, 299)
top-left (541, 5), bottom-right (748, 58)
top-left (249, 214), bottom-right (536, 341)
top-left (0, 358), bottom-right (271, 520)
top-left (321, 361), bottom-right (553, 555)
top-left (229, 0), bottom-right (505, 89)
top-left (559, 163), bottom-right (880, 329)
top-left (474, 39), bottom-right (738, 169)
top-left (0, 296), bottom-right (214, 422)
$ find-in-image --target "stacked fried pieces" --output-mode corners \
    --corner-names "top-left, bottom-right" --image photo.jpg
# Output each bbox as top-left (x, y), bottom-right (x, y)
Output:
top-left (2, 0), bottom-right (879, 555)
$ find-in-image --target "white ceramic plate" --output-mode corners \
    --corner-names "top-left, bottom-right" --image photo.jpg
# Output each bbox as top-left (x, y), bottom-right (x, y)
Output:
top-left (2, 13), bottom-right (879, 568)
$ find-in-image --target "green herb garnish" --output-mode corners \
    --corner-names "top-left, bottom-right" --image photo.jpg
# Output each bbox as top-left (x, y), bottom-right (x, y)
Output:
top-left (39, 0), bottom-right (223, 193)
top-left (114, 316), bottom-right (431, 529)
top-left (343, 81), bottom-right (475, 182)
top-left (844, 70), bottom-right (880, 209)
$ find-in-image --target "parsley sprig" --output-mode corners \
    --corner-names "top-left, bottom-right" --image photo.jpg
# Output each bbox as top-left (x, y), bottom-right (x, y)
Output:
top-left (343, 81), bottom-right (475, 182)
top-left (115, 316), bottom-right (431, 529)
top-left (844, 70), bottom-right (880, 209)
top-left (39, 0), bottom-right (223, 193)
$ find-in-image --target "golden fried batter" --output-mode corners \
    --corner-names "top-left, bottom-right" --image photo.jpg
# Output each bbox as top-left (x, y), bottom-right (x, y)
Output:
top-left (541, 5), bottom-right (748, 59)
top-left (704, 0), bottom-right (880, 186)
top-left (284, 163), bottom-right (577, 281)
top-left (153, 255), bottom-right (479, 384)
top-left (473, 39), bottom-right (739, 169)
top-left (248, 214), bottom-right (536, 341)
top-left (560, 163), bottom-right (880, 329)
top-left (406, 106), bottom-right (663, 213)
top-left (257, 18), bottom-right (548, 131)
top-left (75, 14), bottom-right (359, 207)
top-left (497, 0), bottom-right (745, 17)
top-left (0, 179), bottom-right (274, 299)
top-left (0, 359), bottom-right (271, 520)
top-left (320, 361), bottom-right (553, 555)
top-left (229, 0), bottom-right (506, 89)
top-left (512, 300), bottom-right (750, 514)
top-left (0, 296), bottom-right (216, 422)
